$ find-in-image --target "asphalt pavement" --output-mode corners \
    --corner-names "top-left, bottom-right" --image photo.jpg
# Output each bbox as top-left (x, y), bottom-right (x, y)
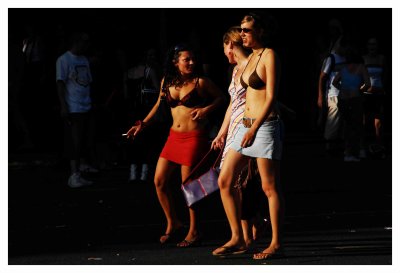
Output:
top-left (7, 132), bottom-right (392, 265)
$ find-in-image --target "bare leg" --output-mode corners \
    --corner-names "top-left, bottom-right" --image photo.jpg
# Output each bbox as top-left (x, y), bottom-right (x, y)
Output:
top-left (241, 219), bottom-right (254, 247)
top-left (180, 165), bottom-right (201, 243)
top-left (375, 118), bottom-right (383, 146)
top-left (154, 157), bottom-right (182, 242)
top-left (253, 158), bottom-right (285, 259)
top-left (213, 149), bottom-right (247, 255)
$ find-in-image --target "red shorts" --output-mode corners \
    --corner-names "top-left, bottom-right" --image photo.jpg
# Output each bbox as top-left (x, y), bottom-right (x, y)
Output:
top-left (160, 129), bottom-right (209, 166)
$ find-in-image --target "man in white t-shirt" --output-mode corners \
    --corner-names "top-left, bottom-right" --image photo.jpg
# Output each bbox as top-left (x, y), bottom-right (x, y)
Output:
top-left (317, 46), bottom-right (346, 154)
top-left (56, 31), bottom-right (98, 188)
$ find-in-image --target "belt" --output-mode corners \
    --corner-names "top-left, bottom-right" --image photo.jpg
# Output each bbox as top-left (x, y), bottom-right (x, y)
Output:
top-left (242, 116), bottom-right (279, 128)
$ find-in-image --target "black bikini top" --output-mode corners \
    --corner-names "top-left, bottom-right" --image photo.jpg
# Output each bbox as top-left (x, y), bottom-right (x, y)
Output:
top-left (240, 48), bottom-right (266, 90)
top-left (165, 77), bottom-right (205, 108)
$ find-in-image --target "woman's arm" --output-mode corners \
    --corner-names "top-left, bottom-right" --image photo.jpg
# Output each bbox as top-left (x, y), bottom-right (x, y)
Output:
top-left (211, 100), bottom-right (232, 150)
top-left (190, 77), bottom-right (226, 121)
top-left (249, 50), bottom-right (278, 130)
top-left (240, 49), bottom-right (278, 147)
top-left (126, 78), bottom-right (166, 138)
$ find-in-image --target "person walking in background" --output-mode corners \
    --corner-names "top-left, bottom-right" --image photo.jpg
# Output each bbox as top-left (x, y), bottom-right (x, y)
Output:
top-left (212, 12), bottom-right (285, 260)
top-left (126, 44), bottom-right (225, 247)
top-left (126, 48), bottom-right (163, 182)
top-left (317, 42), bottom-right (347, 156)
top-left (362, 37), bottom-right (387, 158)
top-left (332, 43), bottom-right (370, 162)
top-left (56, 31), bottom-right (98, 188)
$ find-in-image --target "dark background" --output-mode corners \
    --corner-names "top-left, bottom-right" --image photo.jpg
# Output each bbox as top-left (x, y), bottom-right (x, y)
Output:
top-left (8, 8), bottom-right (392, 147)
top-left (7, 8), bottom-right (393, 264)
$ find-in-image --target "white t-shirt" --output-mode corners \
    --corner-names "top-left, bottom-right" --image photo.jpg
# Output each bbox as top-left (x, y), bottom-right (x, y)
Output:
top-left (56, 51), bottom-right (92, 113)
top-left (321, 53), bottom-right (346, 98)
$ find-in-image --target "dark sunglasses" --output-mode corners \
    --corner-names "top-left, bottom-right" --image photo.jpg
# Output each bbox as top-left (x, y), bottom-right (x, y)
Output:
top-left (240, 28), bottom-right (253, 33)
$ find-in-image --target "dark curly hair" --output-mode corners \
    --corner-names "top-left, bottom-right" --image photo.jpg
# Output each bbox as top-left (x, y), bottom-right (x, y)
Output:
top-left (163, 43), bottom-right (201, 88)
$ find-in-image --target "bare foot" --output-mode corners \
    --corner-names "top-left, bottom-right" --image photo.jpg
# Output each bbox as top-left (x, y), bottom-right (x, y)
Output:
top-left (253, 245), bottom-right (284, 260)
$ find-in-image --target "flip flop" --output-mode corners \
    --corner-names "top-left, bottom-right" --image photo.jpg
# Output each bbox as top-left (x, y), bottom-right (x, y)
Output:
top-left (212, 245), bottom-right (248, 256)
top-left (176, 238), bottom-right (202, 248)
top-left (160, 226), bottom-right (185, 244)
top-left (253, 248), bottom-right (285, 260)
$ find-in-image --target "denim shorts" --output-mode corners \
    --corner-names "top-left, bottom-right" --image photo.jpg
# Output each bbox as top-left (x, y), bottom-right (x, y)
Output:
top-left (230, 118), bottom-right (284, 160)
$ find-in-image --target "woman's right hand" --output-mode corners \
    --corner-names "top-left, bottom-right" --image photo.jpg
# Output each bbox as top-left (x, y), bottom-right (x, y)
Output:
top-left (125, 121), bottom-right (144, 139)
top-left (211, 134), bottom-right (226, 150)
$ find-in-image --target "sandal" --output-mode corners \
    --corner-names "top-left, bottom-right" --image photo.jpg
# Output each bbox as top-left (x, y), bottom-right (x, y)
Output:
top-left (160, 226), bottom-right (185, 244)
top-left (212, 245), bottom-right (248, 256)
top-left (176, 237), bottom-right (202, 248)
top-left (253, 248), bottom-right (285, 260)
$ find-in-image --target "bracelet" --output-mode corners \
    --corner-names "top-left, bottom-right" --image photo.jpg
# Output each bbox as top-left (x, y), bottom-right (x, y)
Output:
top-left (134, 120), bottom-right (147, 128)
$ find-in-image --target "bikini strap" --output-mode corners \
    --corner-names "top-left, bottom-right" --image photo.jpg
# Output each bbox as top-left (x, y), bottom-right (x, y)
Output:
top-left (254, 48), bottom-right (266, 69)
top-left (241, 53), bottom-right (254, 76)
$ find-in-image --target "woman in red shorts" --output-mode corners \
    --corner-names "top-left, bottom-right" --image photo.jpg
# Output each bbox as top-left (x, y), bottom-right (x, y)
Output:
top-left (126, 44), bottom-right (224, 247)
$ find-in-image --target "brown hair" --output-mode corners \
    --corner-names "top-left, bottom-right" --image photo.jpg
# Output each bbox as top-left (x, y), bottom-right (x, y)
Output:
top-left (241, 12), bottom-right (277, 47)
top-left (223, 26), bottom-right (242, 47)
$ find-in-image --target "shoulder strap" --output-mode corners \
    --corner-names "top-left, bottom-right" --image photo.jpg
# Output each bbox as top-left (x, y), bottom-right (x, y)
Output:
top-left (254, 48), bottom-right (266, 68)
top-left (241, 53), bottom-right (254, 77)
top-left (182, 148), bottom-right (223, 185)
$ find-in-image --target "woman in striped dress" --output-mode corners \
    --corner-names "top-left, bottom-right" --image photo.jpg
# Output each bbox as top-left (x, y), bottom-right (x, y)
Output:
top-left (212, 26), bottom-right (248, 166)
top-left (212, 26), bottom-right (259, 247)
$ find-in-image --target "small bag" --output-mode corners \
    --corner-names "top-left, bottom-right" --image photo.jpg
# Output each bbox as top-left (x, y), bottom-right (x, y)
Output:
top-left (181, 148), bottom-right (222, 207)
top-left (234, 158), bottom-right (259, 189)
top-left (153, 81), bottom-right (172, 124)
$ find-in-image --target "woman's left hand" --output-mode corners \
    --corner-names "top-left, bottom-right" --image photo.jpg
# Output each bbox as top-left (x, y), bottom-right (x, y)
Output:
top-left (241, 128), bottom-right (256, 148)
top-left (190, 108), bottom-right (205, 121)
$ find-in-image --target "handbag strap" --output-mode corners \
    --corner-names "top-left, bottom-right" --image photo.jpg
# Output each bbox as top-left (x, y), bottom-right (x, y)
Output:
top-left (182, 148), bottom-right (223, 185)
top-left (212, 148), bottom-right (224, 169)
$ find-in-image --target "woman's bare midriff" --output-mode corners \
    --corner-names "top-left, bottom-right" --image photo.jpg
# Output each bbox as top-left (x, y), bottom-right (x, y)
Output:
top-left (170, 106), bottom-right (207, 132)
top-left (244, 88), bottom-right (278, 119)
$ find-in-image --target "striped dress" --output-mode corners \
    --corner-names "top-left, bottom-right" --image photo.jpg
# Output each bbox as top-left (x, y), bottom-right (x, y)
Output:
top-left (220, 67), bottom-right (247, 167)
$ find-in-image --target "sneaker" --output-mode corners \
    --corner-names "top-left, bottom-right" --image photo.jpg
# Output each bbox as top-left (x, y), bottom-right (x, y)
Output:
top-left (129, 164), bottom-right (138, 181)
top-left (344, 155), bottom-right (360, 162)
top-left (68, 173), bottom-right (85, 188)
top-left (80, 163), bottom-right (99, 173)
top-left (359, 149), bottom-right (367, 159)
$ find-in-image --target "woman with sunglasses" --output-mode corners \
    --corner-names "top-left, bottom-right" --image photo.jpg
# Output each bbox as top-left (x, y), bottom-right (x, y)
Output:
top-left (212, 13), bottom-right (285, 260)
top-left (126, 44), bottom-right (224, 247)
